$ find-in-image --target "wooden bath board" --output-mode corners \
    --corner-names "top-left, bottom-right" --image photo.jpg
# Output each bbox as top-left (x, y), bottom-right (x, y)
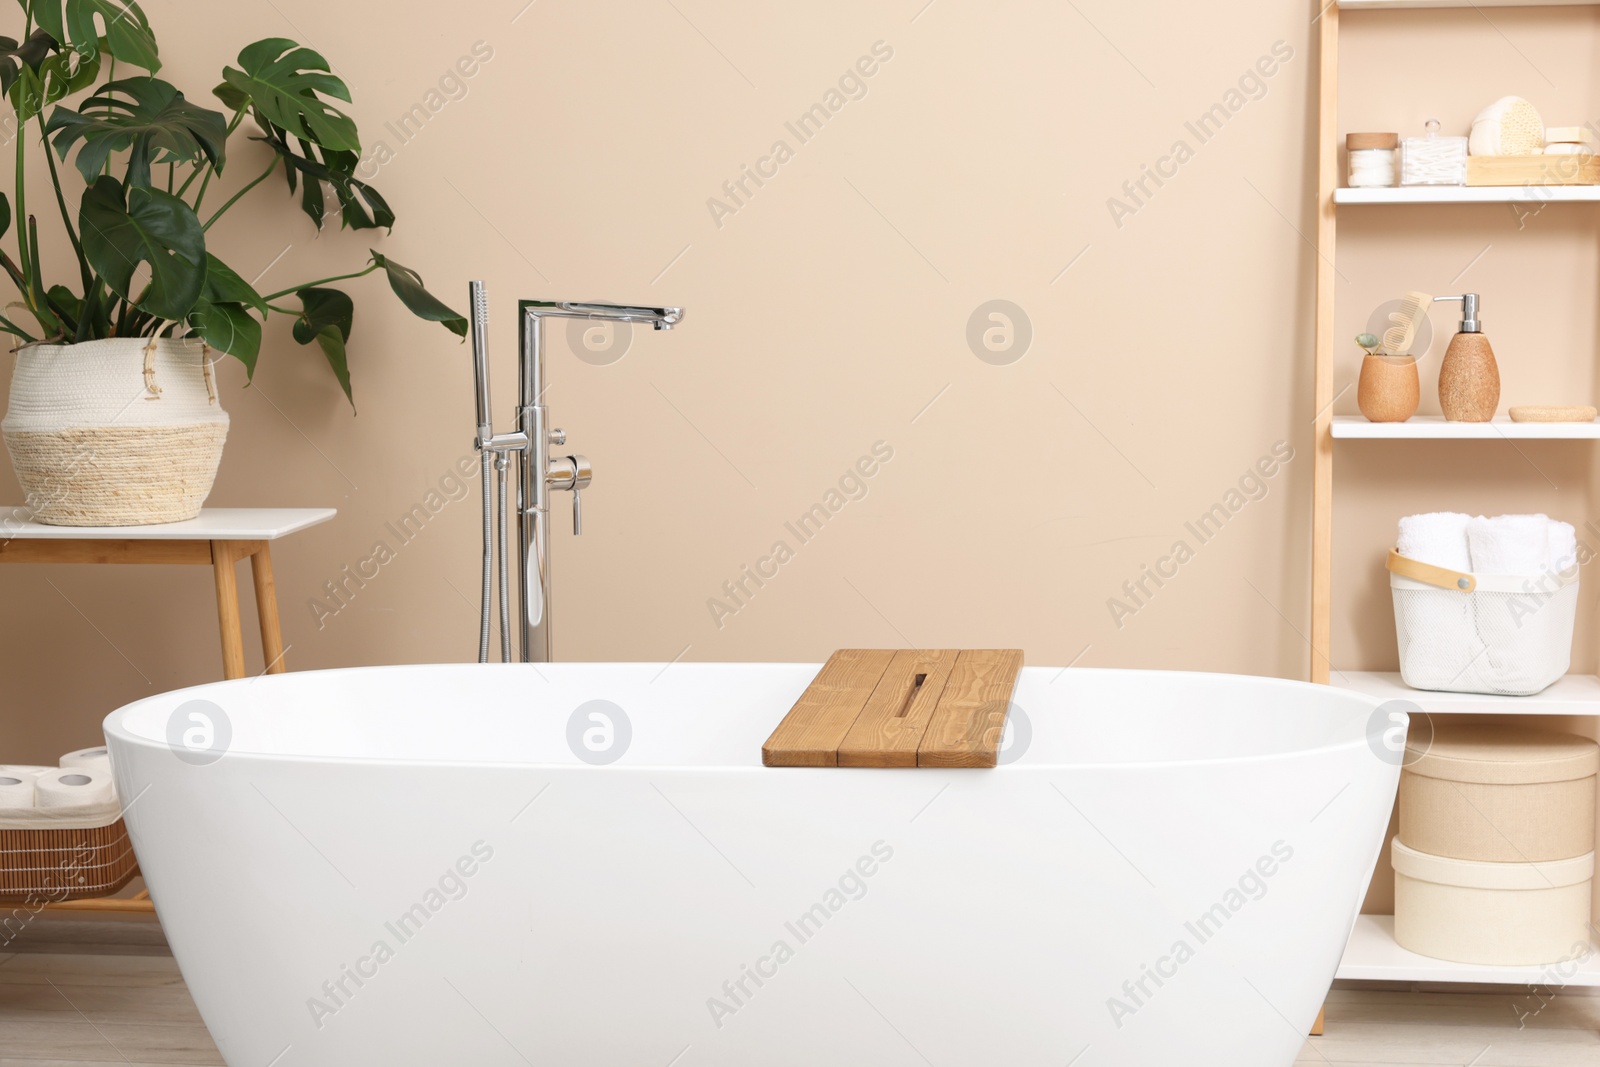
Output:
top-left (762, 648), bottom-right (1023, 768)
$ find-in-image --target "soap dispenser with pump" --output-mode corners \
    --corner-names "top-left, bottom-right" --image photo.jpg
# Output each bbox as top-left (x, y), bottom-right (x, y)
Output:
top-left (1434, 293), bottom-right (1499, 422)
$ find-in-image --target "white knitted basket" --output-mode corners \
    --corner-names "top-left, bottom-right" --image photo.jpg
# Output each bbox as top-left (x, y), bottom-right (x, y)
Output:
top-left (2, 338), bottom-right (228, 526)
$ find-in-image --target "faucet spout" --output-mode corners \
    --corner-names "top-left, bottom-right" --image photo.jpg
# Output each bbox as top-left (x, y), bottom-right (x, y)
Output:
top-left (519, 299), bottom-right (683, 331)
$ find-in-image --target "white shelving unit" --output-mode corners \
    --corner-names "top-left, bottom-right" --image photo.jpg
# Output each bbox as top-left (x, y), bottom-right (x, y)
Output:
top-left (1338, 916), bottom-right (1600, 986)
top-left (1312, 0), bottom-right (1600, 1005)
top-left (1335, 185), bottom-right (1600, 205)
top-left (1336, 671), bottom-right (1600, 715)
top-left (1339, 0), bottom-right (1595, 8)
top-left (1331, 415), bottom-right (1600, 439)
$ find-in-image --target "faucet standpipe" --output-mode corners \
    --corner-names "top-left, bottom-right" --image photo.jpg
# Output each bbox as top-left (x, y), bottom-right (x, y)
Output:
top-left (467, 284), bottom-right (682, 662)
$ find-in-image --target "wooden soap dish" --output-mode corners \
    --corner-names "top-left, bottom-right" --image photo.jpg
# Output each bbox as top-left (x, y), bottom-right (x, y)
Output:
top-left (762, 648), bottom-right (1023, 768)
top-left (1508, 405), bottom-right (1597, 423)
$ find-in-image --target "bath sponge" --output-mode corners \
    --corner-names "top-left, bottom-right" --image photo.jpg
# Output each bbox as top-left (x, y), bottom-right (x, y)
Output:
top-left (1469, 96), bottom-right (1544, 156)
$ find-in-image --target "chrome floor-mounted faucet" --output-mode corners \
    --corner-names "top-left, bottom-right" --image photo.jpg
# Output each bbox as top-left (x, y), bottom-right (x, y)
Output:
top-left (469, 283), bottom-right (683, 662)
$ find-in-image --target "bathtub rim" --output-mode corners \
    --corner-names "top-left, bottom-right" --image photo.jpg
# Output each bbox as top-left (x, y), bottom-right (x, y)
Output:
top-left (101, 661), bottom-right (1396, 773)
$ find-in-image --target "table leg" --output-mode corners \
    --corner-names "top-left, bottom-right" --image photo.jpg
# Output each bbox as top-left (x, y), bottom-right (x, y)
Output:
top-left (251, 545), bottom-right (287, 674)
top-left (1310, 1005), bottom-right (1325, 1036)
top-left (211, 540), bottom-right (247, 680)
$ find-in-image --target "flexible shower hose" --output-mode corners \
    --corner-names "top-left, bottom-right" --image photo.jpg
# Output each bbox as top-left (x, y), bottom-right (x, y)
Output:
top-left (496, 456), bottom-right (512, 663)
top-left (477, 448), bottom-right (493, 663)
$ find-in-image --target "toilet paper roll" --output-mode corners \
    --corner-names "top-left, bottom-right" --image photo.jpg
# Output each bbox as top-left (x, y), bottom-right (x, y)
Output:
top-left (33, 767), bottom-right (115, 810)
top-left (60, 747), bottom-right (112, 773)
top-left (0, 764), bottom-right (52, 781)
top-left (0, 774), bottom-right (35, 810)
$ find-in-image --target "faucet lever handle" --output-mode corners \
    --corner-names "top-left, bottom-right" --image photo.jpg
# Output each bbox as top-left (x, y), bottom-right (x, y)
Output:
top-left (572, 486), bottom-right (583, 536)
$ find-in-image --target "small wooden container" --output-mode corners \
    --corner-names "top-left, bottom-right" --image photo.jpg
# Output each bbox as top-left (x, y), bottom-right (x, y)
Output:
top-left (1357, 354), bottom-right (1419, 422)
top-left (1467, 154), bottom-right (1600, 187)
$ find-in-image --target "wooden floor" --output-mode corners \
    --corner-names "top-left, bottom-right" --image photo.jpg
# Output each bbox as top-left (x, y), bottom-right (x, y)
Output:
top-left (0, 921), bottom-right (1596, 1064)
top-left (0, 920), bottom-right (221, 1065)
top-left (1299, 983), bottom-right (1600, 1066)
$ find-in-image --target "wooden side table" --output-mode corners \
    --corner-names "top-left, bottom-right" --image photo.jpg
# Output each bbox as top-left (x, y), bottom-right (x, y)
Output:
top-left (0, 506), bottom-right (335, 914)
top-left (0, 507), bottom-right (334, 680)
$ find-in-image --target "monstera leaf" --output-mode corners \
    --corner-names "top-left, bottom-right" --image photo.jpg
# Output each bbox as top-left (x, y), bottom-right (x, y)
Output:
top-left (78, 176), bottom-right (205, 320)
top-left (293, 286), bottom-right (355, 405)
top-left (16, 45), bottom-right (100, 123)
top-left (187, 254), bottom-right (265, 371)
top-left (371, 252), bottom-right (467, 337)
top-left (256, 128), bottom-right (390, 231)
top-left (47, 77), bottom-right (227, 187)
top-left (199, 254), bottom-right (266, 313)
top-left (0, 28), bottom-right (81, 122)
top-left (189, 298), bottom-right (261, 371)
top-left (0, 29), bottom-right (57, 97)
top-left (31, 0), bottom-right (159, 71)
top-left (218, 39), bottom-right (357, 151)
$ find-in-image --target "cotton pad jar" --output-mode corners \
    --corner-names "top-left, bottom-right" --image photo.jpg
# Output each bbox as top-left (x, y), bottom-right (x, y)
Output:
top-left (1402, 119), bottom-right (1468, 186)
top-left (1347, 132), bottom-right (1399, 187)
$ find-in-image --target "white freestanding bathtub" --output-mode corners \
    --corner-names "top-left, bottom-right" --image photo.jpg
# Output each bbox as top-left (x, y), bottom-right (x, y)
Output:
top-left (104, 663), bottom-right (1400, 1067)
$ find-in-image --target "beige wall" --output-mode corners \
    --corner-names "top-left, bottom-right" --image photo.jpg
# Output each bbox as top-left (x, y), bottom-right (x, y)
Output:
top-left (1, 0), bottom-right (1597, 804)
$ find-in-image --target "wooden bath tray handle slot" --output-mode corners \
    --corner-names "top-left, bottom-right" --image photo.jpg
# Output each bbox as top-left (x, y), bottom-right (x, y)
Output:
top-left (763, 648), bottom-right (1023, 768)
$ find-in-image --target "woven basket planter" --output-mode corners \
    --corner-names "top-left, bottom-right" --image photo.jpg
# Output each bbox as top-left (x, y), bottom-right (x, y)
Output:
top-left (2, 338), bottom-right (228, 526)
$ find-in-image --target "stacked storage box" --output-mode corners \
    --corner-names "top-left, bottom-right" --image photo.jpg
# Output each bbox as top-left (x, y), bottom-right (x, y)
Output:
top-left (1394, 724), bottom-right (1597, 965)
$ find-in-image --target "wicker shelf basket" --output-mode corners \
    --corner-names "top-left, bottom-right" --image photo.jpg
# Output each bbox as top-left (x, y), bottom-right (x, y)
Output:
top-left (0, 816), bottom-right (137, 904)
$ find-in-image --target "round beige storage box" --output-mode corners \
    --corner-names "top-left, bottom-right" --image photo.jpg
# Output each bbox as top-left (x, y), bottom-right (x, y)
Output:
top-left (1401, 724), bottom-right (1598, 862)
top-left (1393, 840), bottom-right (1594, 965)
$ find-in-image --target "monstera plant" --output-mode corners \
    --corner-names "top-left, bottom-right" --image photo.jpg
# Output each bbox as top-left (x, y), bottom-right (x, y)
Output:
top-left (0, 2), bottom-right (466, 527)
top-left (0, 1), bottom-right (464, 403)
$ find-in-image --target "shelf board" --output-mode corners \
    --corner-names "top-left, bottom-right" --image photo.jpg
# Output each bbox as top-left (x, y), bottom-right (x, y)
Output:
top-left (1339, 0), bottom-right (1599, 8)
top-left (1335, 671), bottom-right (1600, 716)
top-left (1339, 915), bottom-right (1600, 986)
top-left (1335, 185), bottom-right (1600, 204)
top-left (1332, 415), bottom-right (1600, 439)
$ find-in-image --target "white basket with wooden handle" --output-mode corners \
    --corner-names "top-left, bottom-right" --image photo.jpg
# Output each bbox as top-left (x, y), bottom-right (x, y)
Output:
top-left (1388, 548), bottom-right (1577, 697)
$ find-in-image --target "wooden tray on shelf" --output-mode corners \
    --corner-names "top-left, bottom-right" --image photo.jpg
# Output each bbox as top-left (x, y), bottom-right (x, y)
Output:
top-left (1467, 154), bottom-right (1599, 187)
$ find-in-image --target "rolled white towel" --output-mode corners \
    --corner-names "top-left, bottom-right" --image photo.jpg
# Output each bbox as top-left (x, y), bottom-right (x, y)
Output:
top-left (1549, 520), bottom-right (1578, 575)
top-left (1398, 512), bottom-right (1472, 570)
top-left (1467, 514), bottom-right (1550, 574)
top-left (1394, 513), bottom-right (1480, 693)
top-left (1466, 514), bottom-right (1578, 694)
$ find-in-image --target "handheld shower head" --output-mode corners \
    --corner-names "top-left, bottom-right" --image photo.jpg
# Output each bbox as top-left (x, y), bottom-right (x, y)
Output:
top-left (469, 280), bottom-right (493, 439)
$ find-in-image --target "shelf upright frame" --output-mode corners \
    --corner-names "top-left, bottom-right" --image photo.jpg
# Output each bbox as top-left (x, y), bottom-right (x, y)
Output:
top-left (1311, 0), bottom-right (1340, 687)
